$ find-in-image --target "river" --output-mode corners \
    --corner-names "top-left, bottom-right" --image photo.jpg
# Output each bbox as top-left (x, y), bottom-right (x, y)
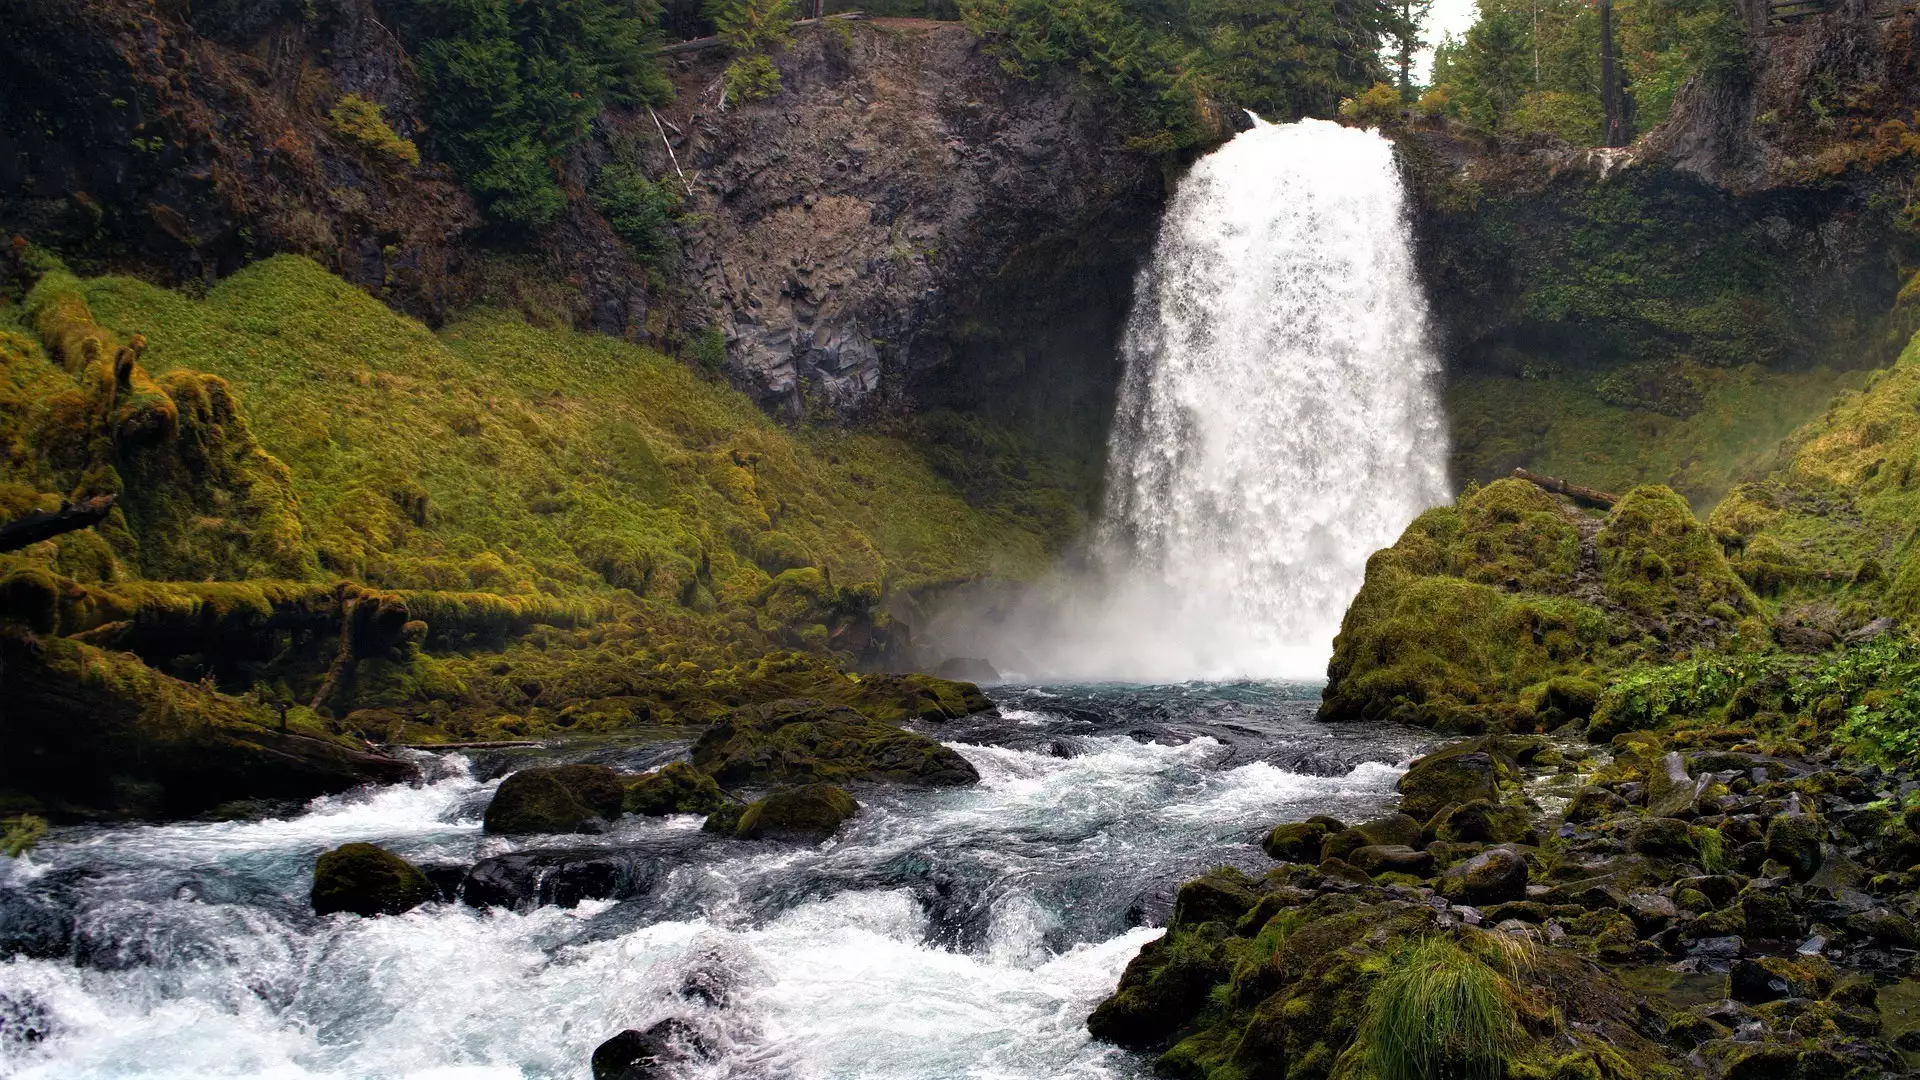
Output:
top-left (0, 683), bottom-right (1429, 1080)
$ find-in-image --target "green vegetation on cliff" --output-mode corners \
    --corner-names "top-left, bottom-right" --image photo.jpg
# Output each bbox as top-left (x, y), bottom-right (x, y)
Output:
top-left (0, 251), bottom-right (1057, 814)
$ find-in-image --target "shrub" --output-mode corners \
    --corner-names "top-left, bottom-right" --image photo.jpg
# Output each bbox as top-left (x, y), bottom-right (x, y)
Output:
top-left (710, 0), bottom-right (795, 101)
top-left (1339, 81), bottom-right (1403, 128)
top-left (327, 94), bottom-right (421, 167)
top-left (1358, 937), bottom-right (1519, 1080)
top-left (590, 164), bottom-right (683, 264)
top-left (724, 53), bottom-right (785, 103)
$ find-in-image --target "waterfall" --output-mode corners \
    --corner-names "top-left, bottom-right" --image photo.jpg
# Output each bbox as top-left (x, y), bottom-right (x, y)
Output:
top-left (950, 117), bottom-right (1449, 682)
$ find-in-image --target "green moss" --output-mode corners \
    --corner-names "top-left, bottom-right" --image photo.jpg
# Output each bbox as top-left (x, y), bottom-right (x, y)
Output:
top-left (1, 814), bottom-right (48, 857)
top-left (310, 841), bottom-right (433, 916)
top-left (732, 782), bottom-right (858, 841)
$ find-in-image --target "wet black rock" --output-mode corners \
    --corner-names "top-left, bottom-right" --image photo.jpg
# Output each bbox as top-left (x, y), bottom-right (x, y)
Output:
top-left (591, 1018), bottom-right (707, 1080)
top-left (461, 850), bottom-right (660, 911)
top-left (482, 764), bottom-right (626, 835)
top-left (310, 843), bottom-right (433, 917)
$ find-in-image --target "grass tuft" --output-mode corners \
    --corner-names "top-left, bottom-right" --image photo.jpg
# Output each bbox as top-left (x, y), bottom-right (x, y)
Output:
top-left (1357, 937), bottom-right (1520, 1080)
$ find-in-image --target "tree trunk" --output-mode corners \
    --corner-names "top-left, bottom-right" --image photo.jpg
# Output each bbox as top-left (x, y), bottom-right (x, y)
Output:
top-left (0, 494), bottom-right (117, 554)
top-left (1511, 468), bottom-right (1619, 509)
top-left (1599, 0), bottom-right (1628, 147)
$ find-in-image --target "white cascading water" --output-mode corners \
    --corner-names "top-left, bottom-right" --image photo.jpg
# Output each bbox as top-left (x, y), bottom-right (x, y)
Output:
top-left (974, 117), bottom-right (1449, 682)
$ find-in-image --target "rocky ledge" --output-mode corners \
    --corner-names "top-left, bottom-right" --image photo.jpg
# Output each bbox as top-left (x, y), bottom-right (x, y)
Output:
top-left (1091, 732), bottom-right (1920, 1079)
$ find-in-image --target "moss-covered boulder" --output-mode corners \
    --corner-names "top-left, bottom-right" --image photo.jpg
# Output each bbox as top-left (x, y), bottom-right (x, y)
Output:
top-left (1437, 848), bottom-right (1529, 905)
top-left (311, 842), bottom-right (433, 916)
top-left (482, 764), bottom-right (626, 835)
top-left (1086, 922), bottom-right (1236, 1049)
top-left (1320, 813), bottom-right (1424, 863)
top-left (1322, 478), bottom-right (1756, 731)
top-left (732, 783), bottom-right (858, 842)
top-left (691, 698), bottom-right (979, 787)
top-left (1429, 799), bottom-right (1536, 845)
top-left (622, 762), bottom-right (731, 817)
top-left (1262, 816), bottom-right (1344, 862)
top-left (1397, 739), bottom-right (1519, 821)
top-left (1170, 867), bottom-right (1259, 929)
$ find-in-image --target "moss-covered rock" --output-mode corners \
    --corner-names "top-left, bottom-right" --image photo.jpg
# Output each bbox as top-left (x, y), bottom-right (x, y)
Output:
top-left (482, 764), bottom-right (626, 835)
top-left (310, 842), bottom-right (433, 916)
top-left (1169, 867), bottom-right (1258, 929)
top-left (1437, 847), bottom-right (1529, 905)
top-left (1429, 799), bottom-right (1536, 845)
top-left (1398, 739), bottom-right (1519, 821)
top-left (1263, 816), bottom-right (1343, 862)
top-left (691, 698), bottom-right (979, 787)
top-left (622, 761), bottom-right (731, 817)
top-left (733, 783), bottom-right (857, 842)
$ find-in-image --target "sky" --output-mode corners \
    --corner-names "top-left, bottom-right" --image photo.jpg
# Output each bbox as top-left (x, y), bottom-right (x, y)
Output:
top-left (1418, 0), bottom-right (1481, 83)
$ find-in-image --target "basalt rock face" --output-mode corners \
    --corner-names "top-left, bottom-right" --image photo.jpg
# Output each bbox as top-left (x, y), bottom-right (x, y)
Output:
top-left (651, 21), bottom-right (1162, 441)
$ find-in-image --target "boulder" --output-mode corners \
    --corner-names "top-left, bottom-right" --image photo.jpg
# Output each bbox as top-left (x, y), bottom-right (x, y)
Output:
top-left (733, 784), bottom-right (858, 842)
top-left (311, 842), bottom-right (433, 917)
top-left (1321, 813), bottom-right (1423, 862)
top-left (623, 762), bottom-right (731, 817)
top-left (1438, 848), bottom-right (1529, 906)
top-left (1646, 751), bottom-right (1708, 818)
top-left (460, 849), bottom-right (660, 911)
top-left (1397, 740), bottom-right (1514, 821)
top-left (1429, 799), bottom-right (1535, 844)
top-left (1566, 786), bottom-right (1627, 823)
top-left (692, 699), bottom-right (979, 787)
top-left (1086, 924), bottom-right (1234, 1048)
top-left (1170, 867), bottom-right (1258, 929)
top-left (1739, 888), bottom-right (1799, 940)
top-left (1262, 815), bottom-right (1344, 862)
top-left (1348, 844), bottom-right (1435, 877)
top-left (482, 764), bottom-right (626, 835)
top-left (591, 1018), bottom-right (706, 1080)
top-left (931, 657), bottom-right (1000, 684)
top-left (1764, 808), bottom-right (1823, 881)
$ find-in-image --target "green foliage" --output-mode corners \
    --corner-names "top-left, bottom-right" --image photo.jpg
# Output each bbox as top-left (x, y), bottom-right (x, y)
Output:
top-left (1339, 82), bottom-right (1403, 127)
top-left (327, 95), bottom-right (422, 167)
top-left (709, 0), bottom-right (794, 101)
top-left (405, 0), bottom-right (672, 226)
top-left (724, 53), bottom-right (785, 102)
top-left (1, 814), bottom-right (48, 858)
top-left (1428, 0), bottom-right (1745, 143)
top-left (1822, 638), bottom-right (1920, 769)
top-left (959, 0), bottom-right (1401, 151)
top-left (1357, 937), bottom-right (1520, 1080)
top-left (1590, 653), bottom-right (1768, 734)
top-left (590, 164), bottom-right (683, 264)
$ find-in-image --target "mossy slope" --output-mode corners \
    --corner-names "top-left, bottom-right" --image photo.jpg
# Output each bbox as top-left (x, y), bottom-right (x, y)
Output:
top-left (0, 252), bottom-right (1058, 814)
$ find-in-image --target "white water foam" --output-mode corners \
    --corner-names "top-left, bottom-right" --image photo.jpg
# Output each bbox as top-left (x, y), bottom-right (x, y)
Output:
top-left (931, 117), bottom-right (1449, 682)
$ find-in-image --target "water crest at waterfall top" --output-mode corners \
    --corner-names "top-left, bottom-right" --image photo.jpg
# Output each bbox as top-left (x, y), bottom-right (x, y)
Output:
top-left (945, 117), bottom-right (1449, 683)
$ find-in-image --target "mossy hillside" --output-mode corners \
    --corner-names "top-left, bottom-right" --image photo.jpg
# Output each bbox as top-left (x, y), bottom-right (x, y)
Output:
top-left (1706, 328), bottom-right (1920, 617)
top-left (1416, 159), bottom-right (1902, 512)
top-left (1322, 479), bottom-right (1756, 732)
top-left (1447, 363), bottom-right (1866, 512)
top-left (70, 255), bottom-right (1061, 606)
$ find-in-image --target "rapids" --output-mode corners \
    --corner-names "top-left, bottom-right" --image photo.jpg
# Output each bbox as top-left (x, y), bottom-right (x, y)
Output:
top-left (0, 684), bottom-right (1428, 1080)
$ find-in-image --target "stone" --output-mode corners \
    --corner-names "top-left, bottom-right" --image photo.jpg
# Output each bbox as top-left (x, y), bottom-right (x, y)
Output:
top-left (1646, 751), bottom-right (1707, 818)
top-left (1738, 889), bottom-right (1798, 941)
top-left (1620, 816), bottom-right (1697, 860)
top-left (1624, 892), bottom-right (1679, 933)
top-left (733, 783), bottom-right (858, 842)
top-left (591, 1018), bottom-right (706, 1080)
top-left (1347, 845), bottom-right (1434, 877)
top-left (692, 699), bottom-right (979, 787)
top-left (460, 849), bottom-right (661, 911)
top-left (1397, 742), bottom-right (1510, 821)
top-left (1429, 799), bottom-right (1535, 845)
top-left (1171, 868), bottom-right (1258, 929)
top-left (1566, 786), bottom-right (1627, 823)
top-left (623, 762), bottom-right (731, 817)
top-left (310, 843), bottom-right (434, 917)
top-left (931, 657), bottom-right (999, 684)
top-left (1320, 813), bottom-right (1423, 863)
top-left (1438, 848), bottom-right (1529, 906)
top-left (1764, 810), bottom-right (1823, 881)
top-left (1847, 906), bottom-right (1916, 947)
top-left (482, 764), bottom-right (626, 835)
top-left (1263, 819), bottom-right (1335, 862)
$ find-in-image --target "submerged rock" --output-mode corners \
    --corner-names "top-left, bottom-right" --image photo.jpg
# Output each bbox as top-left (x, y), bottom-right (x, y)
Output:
top-left (482, 764), bottom-right (626, 835)
top-left (460, 849), bottom-right (660, 911)
top-left (310, 843), bottom-right (433, 917)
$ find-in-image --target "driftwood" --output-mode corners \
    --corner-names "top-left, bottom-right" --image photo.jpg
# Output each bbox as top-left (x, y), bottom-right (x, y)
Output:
top-left (380, 740), bottom-right (542, 750)
top-left (1511, 468), bottom-right (1619, 510)
top-left (659, 11), bottom-right (865, 54)
top-left (0, 494), bottom-right (117, 553)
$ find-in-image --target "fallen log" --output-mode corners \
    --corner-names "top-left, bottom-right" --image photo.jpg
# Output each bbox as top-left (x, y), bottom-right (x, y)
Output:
top-left (659, 11), bottom-right (864, 54)
top-left (0, 494), bottom-right (117, 553)
top-left (1511, 468), bottom-right (1619, 510)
